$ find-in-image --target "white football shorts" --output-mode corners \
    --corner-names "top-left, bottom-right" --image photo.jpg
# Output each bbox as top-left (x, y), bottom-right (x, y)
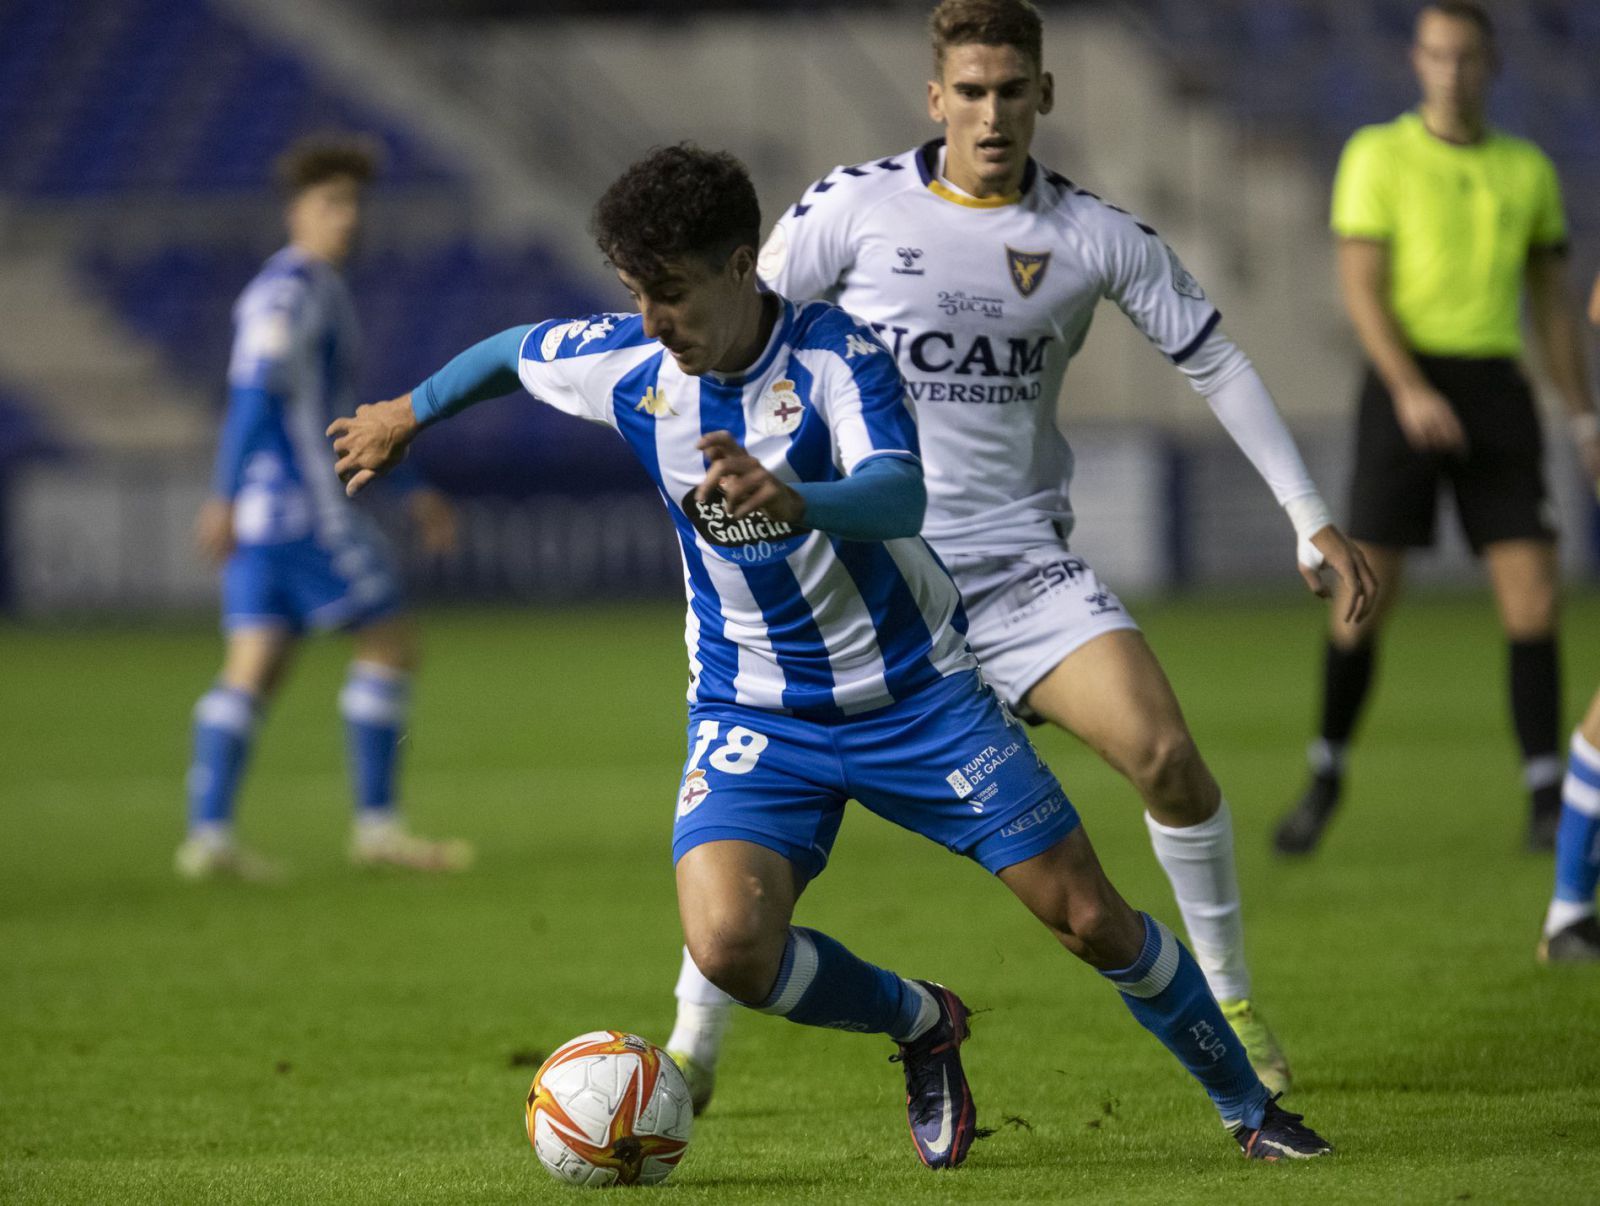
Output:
top-left (944, 543), bottom-right (1141, 717)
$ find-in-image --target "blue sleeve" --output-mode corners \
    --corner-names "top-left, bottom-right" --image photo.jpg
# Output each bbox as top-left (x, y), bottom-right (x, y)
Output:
top-left (790, 455), bottom-right (925, 541)
top-left (210, 385), bottom-right (278, 498)
top-left (411, 325), bottom-right (534, 425)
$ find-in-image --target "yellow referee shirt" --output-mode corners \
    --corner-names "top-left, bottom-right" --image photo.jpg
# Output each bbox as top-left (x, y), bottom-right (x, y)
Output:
top-left (1330, 111), bottom-right (1567, 358)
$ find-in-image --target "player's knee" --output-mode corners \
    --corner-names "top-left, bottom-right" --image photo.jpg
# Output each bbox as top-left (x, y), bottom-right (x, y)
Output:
top-left (684, 921), bottom-right (784, 1005)
top-left (1126, 728), bottom-right (1208, 811)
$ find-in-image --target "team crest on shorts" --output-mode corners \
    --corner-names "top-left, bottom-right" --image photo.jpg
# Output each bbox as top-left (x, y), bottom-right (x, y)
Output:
top-left (757, 378), bottom-right (806, 435)
top-left (1006, 247), bottom-right (1051, 297)
top-left (677, 768), bottom-right (711, 818)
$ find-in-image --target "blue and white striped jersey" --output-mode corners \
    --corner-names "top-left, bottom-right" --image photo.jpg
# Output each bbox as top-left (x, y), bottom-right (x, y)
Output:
top-left (516, 297), bottom-right (976, 717)
top-left (220, 246), bottom-right (369, 547)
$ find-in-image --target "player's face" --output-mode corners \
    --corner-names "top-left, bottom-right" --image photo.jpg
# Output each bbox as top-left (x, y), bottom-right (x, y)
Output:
top-left (617, 248), bottom-right (759, 377)
top-left (287, 176), bottom-right (364, 265)
top-left (1411, 10), bottom-right (1493, 117)
top-left (928, 43), bottom-right (1053, 198)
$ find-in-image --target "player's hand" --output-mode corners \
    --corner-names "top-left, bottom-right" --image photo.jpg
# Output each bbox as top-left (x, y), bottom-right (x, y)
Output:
top-left (328, 395), bottom-right (419, 497)
top-left (406, 487), bottom-right (459, 556)
top-left (194, 497), bottom-right (235, 564)
top-left (695, 431), bottom-right (805, 525)
top-left (1299, 524), bottom-right (1378, 624)
top-left (1392, 381), bottom-right (1467, 455)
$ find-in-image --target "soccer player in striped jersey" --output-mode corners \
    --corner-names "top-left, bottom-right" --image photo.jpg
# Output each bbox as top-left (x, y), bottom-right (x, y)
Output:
top-left (178, 138), bottom-right (470, 881)
top-left (1539, 271), bottom-right (1600, 963)
top-left (666, 0), bottom-right (1377, 1102)
top-left (329, 144), bottom-right (1332, 1163)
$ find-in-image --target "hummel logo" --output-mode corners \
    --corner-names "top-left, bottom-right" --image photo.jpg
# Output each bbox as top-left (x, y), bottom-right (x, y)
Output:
top-left (636, 386), bottom-right (675, 418)
top-left (924, 1068), bottom-right (954, 1156)
top-left (844, 333), bottom-right (881, 359)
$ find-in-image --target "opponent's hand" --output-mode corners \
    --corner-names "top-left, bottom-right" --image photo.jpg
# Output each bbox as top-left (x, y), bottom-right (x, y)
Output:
top-left (407, 487), bottom-right (459, 556)
top-left (1392, 381), bottom-right (1466, 455)
top-left (695, 430), bottom-right (804, 526)
top-left (1299, 524), bottom-right (1378, 624)
top-left (193, 497), bottom-right (235, 564)
top-left (327, 395), bottom-right (419, 497)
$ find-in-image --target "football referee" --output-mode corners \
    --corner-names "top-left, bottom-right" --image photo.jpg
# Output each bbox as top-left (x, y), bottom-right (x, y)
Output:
top-left (1276, 0), bottom-right (1600, 855)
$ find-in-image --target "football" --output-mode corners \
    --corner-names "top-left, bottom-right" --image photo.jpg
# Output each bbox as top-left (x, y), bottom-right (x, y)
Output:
top-left (525, 1031), bottom-right (694, 1187)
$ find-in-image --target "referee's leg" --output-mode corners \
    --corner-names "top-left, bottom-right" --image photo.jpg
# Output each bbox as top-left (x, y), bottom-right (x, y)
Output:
top-left (1485, 538), bottom-right (1563, 848)
top-left (1273, 542), bottom-right (1405, 856)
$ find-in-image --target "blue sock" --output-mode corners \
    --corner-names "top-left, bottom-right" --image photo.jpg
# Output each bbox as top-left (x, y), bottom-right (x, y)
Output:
top-left (1101, 913), bottom-right (1270, 1131)
top-left (748, 927), bottom-right (932, 1041)
top-left (340, 662), bottom-right (410, 816)
top-left (186, 686), bottom-right (258, 830)
top-left (1550, 732), bottom-right (1600, 928)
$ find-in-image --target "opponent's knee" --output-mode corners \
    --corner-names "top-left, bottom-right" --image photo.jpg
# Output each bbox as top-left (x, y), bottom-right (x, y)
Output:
top-left (1125, 729), bottom-right (1211, 814)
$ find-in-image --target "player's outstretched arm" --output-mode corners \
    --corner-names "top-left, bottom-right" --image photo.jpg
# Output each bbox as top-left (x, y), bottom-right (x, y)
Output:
top-left (327, 325), bottom-right (534, 496)
top-left (329, 395), bottom-right (419, 497)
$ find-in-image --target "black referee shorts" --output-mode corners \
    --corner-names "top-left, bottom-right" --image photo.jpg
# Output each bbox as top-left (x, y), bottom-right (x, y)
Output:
top-left (1346, 355), bottom-right (1555, 554)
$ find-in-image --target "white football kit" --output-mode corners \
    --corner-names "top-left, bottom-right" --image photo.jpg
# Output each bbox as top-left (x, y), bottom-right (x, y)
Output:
top-left (761, 140), bottom-right (1326, 709)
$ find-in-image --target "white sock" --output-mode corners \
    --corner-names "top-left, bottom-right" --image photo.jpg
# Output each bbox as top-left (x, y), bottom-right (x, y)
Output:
top-left (1145, 799), bottom-right (1251, 1002)
top-left (667, 946), bottom-right (733, 1066)
top-left (1545, 898), bottom-right (1596, 940)
top-left (1308, 738), bottom-right (1346, 777)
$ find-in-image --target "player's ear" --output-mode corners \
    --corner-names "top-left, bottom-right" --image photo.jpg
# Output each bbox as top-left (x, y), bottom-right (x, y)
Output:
top-left (927, 78), bottom-right (946, 124)
top-left (1038, 71), bottom-right (1055, 115)
top-left (727, 245), bottom-right (757, 285)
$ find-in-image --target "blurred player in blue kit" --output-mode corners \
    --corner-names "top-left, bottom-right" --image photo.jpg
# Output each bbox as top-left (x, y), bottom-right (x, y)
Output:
top-left (330, 144), bottom-right (1332, 1164)
top-left (668, 0), bottom-right (1376, 1105)
top-left (178, 137), bottom-right (471, 880)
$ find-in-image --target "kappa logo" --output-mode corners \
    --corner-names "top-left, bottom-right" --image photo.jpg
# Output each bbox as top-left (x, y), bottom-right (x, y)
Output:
top-left (636, 385), bottom-right (676, 418)
top-left (843, 333), bottom-right (881, 360)
top-left (1006, 246), bottom-right (1051, 297)
top-left (758, 378), bottom-right (806, 434)
top-left (892, 246), bottom-right (926, 276)
top-left (677, 768), bottom-right (711, 818)
top-left (578, 314), bottom-right (616, 348)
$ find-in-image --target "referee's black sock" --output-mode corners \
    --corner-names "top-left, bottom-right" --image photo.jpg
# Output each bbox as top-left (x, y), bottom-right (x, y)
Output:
top-left (1310, 639), bottom-right (1377, 780)
top-left (1509, 637), bottom-right (1562, 822)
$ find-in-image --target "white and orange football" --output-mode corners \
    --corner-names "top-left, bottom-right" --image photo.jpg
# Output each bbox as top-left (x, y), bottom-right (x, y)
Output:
top-left (525, 1031), bottom-right (694, 1187)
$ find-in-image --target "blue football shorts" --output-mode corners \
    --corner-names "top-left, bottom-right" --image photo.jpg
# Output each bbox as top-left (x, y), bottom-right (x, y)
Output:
top-left (671, 670), bottom-right (1080, 880)
top-left (222, 532), bottom-right (403, 636)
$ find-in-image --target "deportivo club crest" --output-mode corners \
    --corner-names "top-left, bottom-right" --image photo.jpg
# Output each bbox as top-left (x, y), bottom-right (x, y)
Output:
top-left (1006, 247), bottom-right (1051, 298)
top-left (758, 378), bottom-right (805, 435)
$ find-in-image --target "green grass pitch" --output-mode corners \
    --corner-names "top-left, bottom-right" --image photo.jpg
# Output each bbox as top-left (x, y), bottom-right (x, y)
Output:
top-left (4, 593), bottom-right (1600, 1203)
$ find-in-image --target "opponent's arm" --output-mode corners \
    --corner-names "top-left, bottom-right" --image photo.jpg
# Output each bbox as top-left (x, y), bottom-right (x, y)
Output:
top-left (1338, 238), bottom-right (1466, 454)
top-left (1525, 249), bottom-right (1600, 486)
top-left (328, 325), bottom-right (533, 496)
top-left (1179, 330), bottom-right (1378, 622)
top-left (697, 433), bottom-right (924, 542)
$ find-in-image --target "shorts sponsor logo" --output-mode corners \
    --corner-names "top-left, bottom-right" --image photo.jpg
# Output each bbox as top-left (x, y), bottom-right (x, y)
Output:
top-left (681, 486), bottom-right (809, 566)
top-left (945, 769), bottom-right (975, 798)
top-left (677, 768), bottom-right (711, 818)
top-left (937, 290), bottom-right (1005, 320)
top-left (999, 790), bottom-right (1066, 838)
top-left (1084, 589), bottom-right (1121, 617)
top-left (947, 740), bottom-right (1023, 813)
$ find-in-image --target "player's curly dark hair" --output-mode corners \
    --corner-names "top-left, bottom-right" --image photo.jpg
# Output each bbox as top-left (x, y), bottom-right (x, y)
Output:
top-left (590, 144), bottom-right (761, 285)
top-left (275, 134), bottom-right (381, 198)
top-left (929, 0), bottom-right (1043, 72)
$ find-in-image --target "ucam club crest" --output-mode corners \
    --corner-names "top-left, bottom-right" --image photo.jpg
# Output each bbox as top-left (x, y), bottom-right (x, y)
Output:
top-left (757, 378), bottom-right (806, 436)
top-left (1006, 246), bottom-right (1051, 298)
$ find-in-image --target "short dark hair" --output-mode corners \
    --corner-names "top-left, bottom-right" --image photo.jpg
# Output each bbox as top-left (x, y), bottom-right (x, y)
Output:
top-left (590, 144), bottom-right (761, 285)
top-left (1419, 1), bottom-right (1495, 47)
top-left (929, 0), bottom-right (1043, 73)
top-left (274, 135), bottom-right (381, 198)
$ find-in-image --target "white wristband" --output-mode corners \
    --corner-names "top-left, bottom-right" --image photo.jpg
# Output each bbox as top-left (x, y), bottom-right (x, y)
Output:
top-left (1571, 412), bottom-right (1600, 442)
top-left (1283, 492), bottom-right (1333, 542)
